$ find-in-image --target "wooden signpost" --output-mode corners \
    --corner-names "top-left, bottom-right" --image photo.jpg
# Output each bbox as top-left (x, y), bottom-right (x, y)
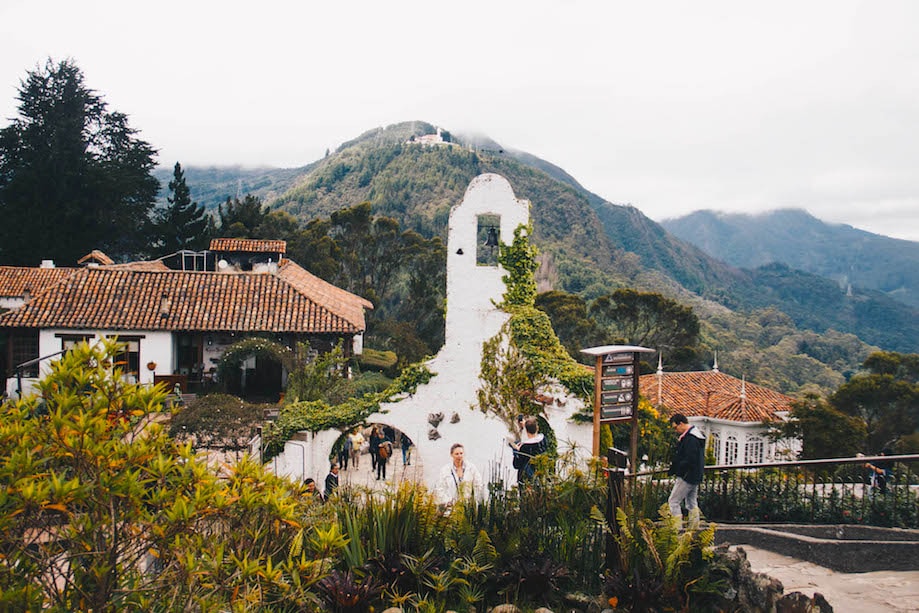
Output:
top-left (580, 345), bottom-right (655, 470)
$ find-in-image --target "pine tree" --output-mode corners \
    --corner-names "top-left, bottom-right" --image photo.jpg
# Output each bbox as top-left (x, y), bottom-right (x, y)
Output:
top-left (153, 162), bottom-right (211, 253)
top-left (0, 59), bottom-right (159, 265)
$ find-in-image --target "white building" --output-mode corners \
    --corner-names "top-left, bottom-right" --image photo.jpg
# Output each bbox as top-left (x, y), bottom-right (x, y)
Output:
top-left (0, 239), bottom-right (372, 400)
top-left (639, 361), bottom-right (800, 464)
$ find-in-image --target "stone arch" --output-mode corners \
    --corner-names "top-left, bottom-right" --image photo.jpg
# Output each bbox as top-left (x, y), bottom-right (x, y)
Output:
top-left (217, 337), bottom-right (295, 401)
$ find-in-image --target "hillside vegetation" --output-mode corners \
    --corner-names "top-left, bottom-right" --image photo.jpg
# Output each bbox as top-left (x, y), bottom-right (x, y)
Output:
top-left (663, 208), bottom-right (919, 309)
top-left (158, 121), bottom-right (917, 393)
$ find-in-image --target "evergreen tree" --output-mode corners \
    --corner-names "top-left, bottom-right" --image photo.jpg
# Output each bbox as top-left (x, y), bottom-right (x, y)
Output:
top-left (153, 162), bottom-right (211, 254)
top-left (0, 59), bottom-right (159, 264)
top-left (831, 351), bottom-right (919, 451)
top-left (217, 194), bottom-right (269, 238)
top-left (589, 288), bottom-right (702, 369)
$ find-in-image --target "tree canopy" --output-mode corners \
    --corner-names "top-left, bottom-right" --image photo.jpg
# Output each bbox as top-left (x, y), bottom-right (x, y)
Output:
top-left (831, 351), bottom-right (919, 452)
top-left (535, 287), bottom-right (702, 370)
top-left (0, 59), bottom-right (159, 264)
top-left (768, 394), bottom-right (866, 460)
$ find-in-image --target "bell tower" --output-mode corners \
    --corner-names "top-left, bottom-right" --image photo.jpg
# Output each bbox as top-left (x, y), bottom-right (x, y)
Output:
top-left (444, 174), bottom-right (530, 352)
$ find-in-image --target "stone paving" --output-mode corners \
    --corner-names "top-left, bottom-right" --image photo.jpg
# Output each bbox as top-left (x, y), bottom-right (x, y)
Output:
top-left (738, 545), bottom-right (919, 613)
top-left (333, 445), bottom-right (427, 492)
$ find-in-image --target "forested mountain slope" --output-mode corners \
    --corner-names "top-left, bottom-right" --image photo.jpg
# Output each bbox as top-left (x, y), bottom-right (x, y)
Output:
top-left (662, 208), bottom-right (919, 309)
top-left (156, 121), bottom-right (918, 391)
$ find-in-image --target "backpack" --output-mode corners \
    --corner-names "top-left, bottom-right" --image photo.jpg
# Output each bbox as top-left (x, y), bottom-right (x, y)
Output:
top-left (378, 441), bottom-right (391, 460)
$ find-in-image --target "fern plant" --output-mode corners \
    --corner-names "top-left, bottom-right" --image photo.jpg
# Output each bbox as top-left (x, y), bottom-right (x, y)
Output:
top-left (596, 503), bottom-right (728, 612)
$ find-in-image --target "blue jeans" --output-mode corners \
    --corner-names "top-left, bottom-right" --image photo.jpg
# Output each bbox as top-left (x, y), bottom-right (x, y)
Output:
top-left (668, 477), bottom-right (699, 518)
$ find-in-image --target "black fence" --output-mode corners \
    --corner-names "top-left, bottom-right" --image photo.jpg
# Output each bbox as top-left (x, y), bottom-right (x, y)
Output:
top-left (626, 454), bottom-right (919, 528)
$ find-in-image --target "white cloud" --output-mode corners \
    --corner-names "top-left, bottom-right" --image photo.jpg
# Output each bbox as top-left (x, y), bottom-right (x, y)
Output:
top-left (2, 0), bottom-right (919, 241)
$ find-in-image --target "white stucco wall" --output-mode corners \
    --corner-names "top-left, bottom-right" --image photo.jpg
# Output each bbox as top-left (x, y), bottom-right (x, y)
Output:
top-left (7, 329), bottom-right (175, 399)
top-left (689, 416), bottom-right (800, 465)
top-left (272, 173), bottom-right (593, 488)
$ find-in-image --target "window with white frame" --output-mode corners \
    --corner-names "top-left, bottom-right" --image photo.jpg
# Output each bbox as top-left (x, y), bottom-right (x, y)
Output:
top-left (57, 333), bottom-right (94, 353)
top-left (709, 432), bottom-right (721, 465)
top-left (744, 436), bottom-right (764, 464)
top-left (725, 435), bottom-right (739, 465)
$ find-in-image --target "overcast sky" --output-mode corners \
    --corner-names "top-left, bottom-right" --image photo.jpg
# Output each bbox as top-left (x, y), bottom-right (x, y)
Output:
top-left (3, 1), bottom-right (918, 241)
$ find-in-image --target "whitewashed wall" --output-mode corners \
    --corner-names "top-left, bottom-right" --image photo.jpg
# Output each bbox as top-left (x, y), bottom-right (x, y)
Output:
top-left (7, 329), bottom-right (175, 399)
top-left (689, 416), bottom-right (801, 465)
top-left (272, 173), bottom-right (593, 488)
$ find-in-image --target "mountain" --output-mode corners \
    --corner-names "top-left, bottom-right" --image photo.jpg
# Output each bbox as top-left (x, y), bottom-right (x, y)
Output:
top-left (154, 121), bottom-right (919, 393)
top-left (661, 209), bottom-right (919, 309)
top-left (152, 165), bottom-right (312, 212)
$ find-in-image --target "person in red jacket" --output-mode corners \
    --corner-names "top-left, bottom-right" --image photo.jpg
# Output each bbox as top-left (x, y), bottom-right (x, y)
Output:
top-left (667, 413), bottom-right (706, 524)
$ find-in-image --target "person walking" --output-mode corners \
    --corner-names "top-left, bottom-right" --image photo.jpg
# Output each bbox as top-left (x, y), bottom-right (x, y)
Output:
top-left (510, 416), bottom-right (546, 483)
top-left (435, 443), bottom-right (485, 505)
top-left (369, 425), bottom-right (384, 473)
top-left (348, 427), bottom-right (364, 469)
top-left (667, 413), bottom-right (706, 526)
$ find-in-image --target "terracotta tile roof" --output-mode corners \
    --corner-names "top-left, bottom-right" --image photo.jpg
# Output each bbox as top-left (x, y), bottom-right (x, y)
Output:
top-left (209, 238), bottom-right (287, 254)
top-left (638, 370), bottom-right (795, 423)
top-left (0, 266), bottom-right (76, 298)
top-left (0, 265), bottom-right (370, 334)
top-left (106, 260), bottom-right (172, 272)
top-left (77, 250), bottom-right (115, 266)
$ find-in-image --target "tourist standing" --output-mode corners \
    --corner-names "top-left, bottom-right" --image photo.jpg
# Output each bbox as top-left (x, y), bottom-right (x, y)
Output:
top-left (376, 434), bottom-right (393, 481)
top-left (348, 428), bottom-right (365, 469)
top-left (435, 443), bottom-right (485, 505)
top-left (369, 425), bottom-right (384, 472)
top-left (400, 432), bottom-right (413, 466)
top-left (510, 416), bottom-right (546, 483)
top-left (324, 462), bottom-right (340, 499)
top-left (303, 477), bottom-right (325, 503)
top-left (337, 432), bottom-right (352, 470)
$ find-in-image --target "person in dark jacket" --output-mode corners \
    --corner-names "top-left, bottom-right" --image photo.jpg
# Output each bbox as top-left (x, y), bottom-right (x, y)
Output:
top-left (667, 413), bottom-right (706, 523)
top-left (510, 417), bottom-right (547, 483)
top-left (324, 462), bottom-right (340, 499)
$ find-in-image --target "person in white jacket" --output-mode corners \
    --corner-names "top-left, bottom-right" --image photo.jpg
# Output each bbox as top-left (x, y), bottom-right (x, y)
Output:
top-left (435, 443), bottom-right (485, 505)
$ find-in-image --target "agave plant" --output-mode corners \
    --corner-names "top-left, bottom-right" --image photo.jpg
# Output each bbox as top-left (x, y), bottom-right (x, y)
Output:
top-left (316, 570), bottom-right (382, 613)
top-left (498, 554), bottom-right (571, 603)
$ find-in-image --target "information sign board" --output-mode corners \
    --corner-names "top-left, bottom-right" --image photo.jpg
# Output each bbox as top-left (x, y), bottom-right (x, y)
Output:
top-left (581, 345), bottom-right (655, 459)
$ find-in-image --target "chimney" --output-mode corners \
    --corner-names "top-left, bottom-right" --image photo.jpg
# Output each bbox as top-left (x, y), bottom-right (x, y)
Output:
top-left (159, 293), bottom-right (171, 319)
top-left (40, 260), bottom-right (55, 269)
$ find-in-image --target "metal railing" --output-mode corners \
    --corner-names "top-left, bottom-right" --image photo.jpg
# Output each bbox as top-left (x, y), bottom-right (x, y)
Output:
top-left (626, 454), bottom-right (919, 528)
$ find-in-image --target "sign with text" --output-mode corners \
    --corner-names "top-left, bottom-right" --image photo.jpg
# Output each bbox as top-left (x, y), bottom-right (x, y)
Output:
top-left (597, 352), bottom-right (640, 421)
top-left (581, 345), bottom-right (655, 459)
top-left (581, 344), bottom-right (655, 461)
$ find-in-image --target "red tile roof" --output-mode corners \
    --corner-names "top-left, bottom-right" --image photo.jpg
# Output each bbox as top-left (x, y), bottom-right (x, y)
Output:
top-left (0, 262), bottom-right (370, 334)
top-left (0, 266), bottom-right (76, 298)
top-left (638, 370), bottom-right (795, 423)
top-left (77, 250), bottom-right (115, 266)
top-left (209, 238), bottom-right (287, 254)
top-left (106, 260), bottom-right (171, 272)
